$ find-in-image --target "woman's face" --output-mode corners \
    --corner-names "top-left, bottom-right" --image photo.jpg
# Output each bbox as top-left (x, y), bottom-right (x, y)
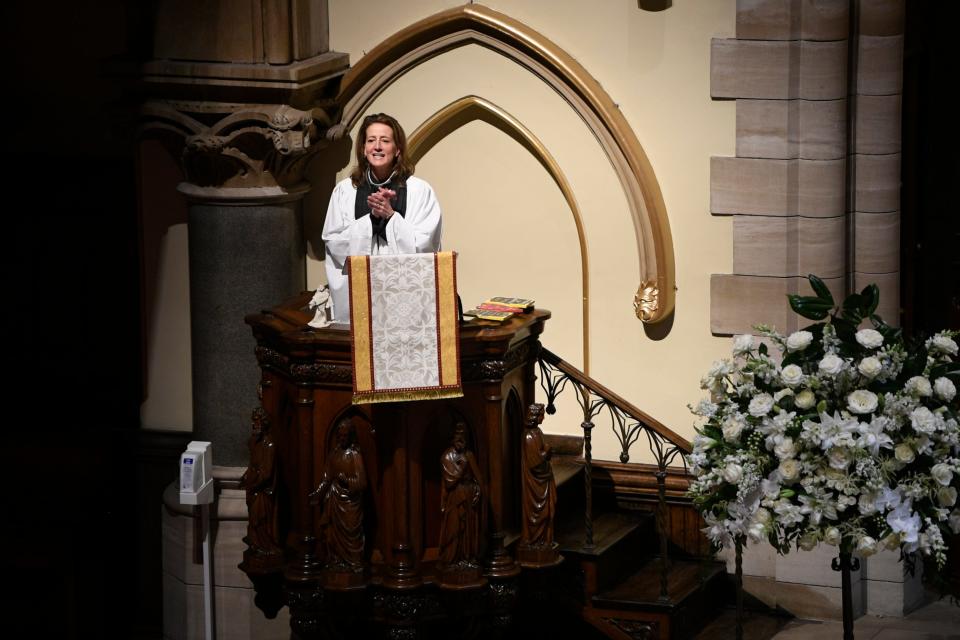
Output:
top-left (363, 122), bottom-right (398, 179)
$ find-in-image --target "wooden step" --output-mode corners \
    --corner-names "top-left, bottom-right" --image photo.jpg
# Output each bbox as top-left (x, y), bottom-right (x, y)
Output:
top-left (555, 510), bottom-right (655, 598)
top-left (588, 557), bottom-right (727, 639)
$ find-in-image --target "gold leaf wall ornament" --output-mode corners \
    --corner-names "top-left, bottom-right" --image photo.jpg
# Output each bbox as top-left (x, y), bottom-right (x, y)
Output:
top-left (333, 4), bottom-right (676, 324)
top-left (634, 281), bottom-right (660, 323)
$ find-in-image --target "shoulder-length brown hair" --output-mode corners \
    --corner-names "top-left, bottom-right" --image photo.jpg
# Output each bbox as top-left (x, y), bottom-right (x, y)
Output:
top-left (349, 113), bottom-right (415, 187)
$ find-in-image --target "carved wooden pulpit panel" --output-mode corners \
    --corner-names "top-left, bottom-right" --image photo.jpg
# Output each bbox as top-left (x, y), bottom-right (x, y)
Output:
top-left (240, 293), bottom-right (550, 636)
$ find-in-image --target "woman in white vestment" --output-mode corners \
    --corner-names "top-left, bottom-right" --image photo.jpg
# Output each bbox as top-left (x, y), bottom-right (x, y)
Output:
top-left (322, 113), bottom-right (442, 323)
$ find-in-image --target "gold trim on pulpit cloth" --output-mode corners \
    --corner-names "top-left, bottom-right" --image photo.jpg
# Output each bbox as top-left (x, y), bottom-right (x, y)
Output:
top-left (349, 252), bottom-right (463, 404)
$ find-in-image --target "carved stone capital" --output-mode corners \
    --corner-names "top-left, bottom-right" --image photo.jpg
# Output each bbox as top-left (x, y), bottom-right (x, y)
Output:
top-left (141, 100), bottom-right (325, 190)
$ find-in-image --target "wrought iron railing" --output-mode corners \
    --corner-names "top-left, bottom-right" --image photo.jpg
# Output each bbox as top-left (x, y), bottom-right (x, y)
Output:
top-left (537, 347), bottom-right (691, 601)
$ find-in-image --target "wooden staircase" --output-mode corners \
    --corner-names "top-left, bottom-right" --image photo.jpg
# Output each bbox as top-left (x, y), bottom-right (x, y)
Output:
top-left (533, 454), bottom-right (726, 640)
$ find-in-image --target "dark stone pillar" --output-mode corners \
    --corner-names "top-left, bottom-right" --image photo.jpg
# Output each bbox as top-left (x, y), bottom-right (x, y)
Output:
top-left (183, 185), bottom-right (308, 465)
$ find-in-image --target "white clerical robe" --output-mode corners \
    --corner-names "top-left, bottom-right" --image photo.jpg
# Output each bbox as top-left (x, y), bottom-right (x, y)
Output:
top-left (322, 176), bottom-right (442, 323)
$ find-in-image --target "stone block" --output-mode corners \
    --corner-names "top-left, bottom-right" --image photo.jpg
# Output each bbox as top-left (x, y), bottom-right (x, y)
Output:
top-left (859, 0), bottom-right (905, 37)
top-left (162, 500), bottom-right (254, 589)
top-left (712, 157), bottom-right (845, 217)
top-left (736, 99), bottom-right (847, 160)
top-left (865, 574), bottom-right (925, 617)
top-left (776, 543), bottom-right (851, 587)
top-left (733, 214), bottom-right (845, 278)
top-left (712, 39), bottom-right (847, 100)
top-left (163, 572), bottom-right (290, 640)
top-left (862, 548), bottom-right (909, 582)
top-left (854, 153), bottom-right (900, 213)
top-left (735, 0), bottom-right (849, 41)
top-left (775, 580), bottom-right (864, 620)
top-left (710, 273), bottom-right (845, 335)
top-left (854, 94), bottom-right (902, 155)
top-left (855, 211), bottom-right (900, 274)
top-left (857, 35), bottom-right (904, 96)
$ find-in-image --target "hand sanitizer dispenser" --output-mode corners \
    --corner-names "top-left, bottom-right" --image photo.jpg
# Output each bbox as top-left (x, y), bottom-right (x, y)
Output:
top-left (179, 441), bottom-right (214, 505)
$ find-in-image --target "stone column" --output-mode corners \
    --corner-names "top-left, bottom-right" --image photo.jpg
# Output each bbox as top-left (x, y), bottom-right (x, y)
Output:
top-left (138, 4), bottom-right (350, 637)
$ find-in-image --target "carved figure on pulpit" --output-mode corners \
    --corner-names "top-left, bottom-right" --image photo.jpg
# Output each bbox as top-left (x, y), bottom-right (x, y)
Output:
top-left (240, 407), bottom-right (281, 557)
top-left (307, 284), bottom-right (334, 327)
top-left (439, 422), bottom-right (482, 570)
top-left (310, 418), bottom-right (367, 572)
top-left (518, 403), bottom-right (561, 567)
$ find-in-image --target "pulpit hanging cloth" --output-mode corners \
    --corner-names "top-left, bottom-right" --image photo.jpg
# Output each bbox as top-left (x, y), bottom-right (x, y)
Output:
top-left (348, 251), bottom-right (462, 404)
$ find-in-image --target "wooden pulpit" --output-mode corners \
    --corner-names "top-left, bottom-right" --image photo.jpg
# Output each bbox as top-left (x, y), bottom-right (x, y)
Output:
top-left (240, 292), bottom-right (551, 636)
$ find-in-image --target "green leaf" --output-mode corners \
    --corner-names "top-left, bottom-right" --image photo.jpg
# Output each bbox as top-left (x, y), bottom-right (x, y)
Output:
top-left (870, 314), bottom-right (901, 342)
top-left (789, 295), bottom-right (833, 320)
top-left (841, 293), bottom-right (865, 325)
top-left (833, 317), bottom-right (857, 344)
top-left (860, 283), bottom-right (880, 317)
top-left (759, 342), bottom-right (768, 356)
top-left (808, 275), bottom-right (835, 305)
top-left (780, 489), bottom-right (796, 498)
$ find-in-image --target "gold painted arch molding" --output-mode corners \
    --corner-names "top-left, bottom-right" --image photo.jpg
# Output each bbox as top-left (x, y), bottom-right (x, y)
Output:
top-left (335, 4), bottom-right (675, 323)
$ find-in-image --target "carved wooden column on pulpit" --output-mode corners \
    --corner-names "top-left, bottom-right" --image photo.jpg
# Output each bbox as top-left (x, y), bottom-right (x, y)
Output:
top-left (241, 294), bottom-right (550, 636)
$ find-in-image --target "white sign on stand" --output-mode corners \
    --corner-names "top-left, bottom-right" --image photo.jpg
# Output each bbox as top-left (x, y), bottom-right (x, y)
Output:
top-left (178, 441), bottom-right (215, 640)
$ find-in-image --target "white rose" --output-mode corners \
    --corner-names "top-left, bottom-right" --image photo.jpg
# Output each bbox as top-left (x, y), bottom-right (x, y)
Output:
top-left (733, 334), bottom-right (754, 355)
top-left (847, 389), bottom-right (879, 415)
top-left (823, 527), bottom-right (841, 546)
top-left (929, 335), bottom-right (959, 356)
top-left (722, 416), bottom-right (745, 443)
top-left (799, 532), bottom-right (818, 551)
top-left (754, 508), bottom-right (772, 525)
top-left (856, 329), bottom-right (884, 349)
top-left (857, 357), bottom-right (883, 379)
top-left (786, 330), bottom-right (814, 352)
top-left (819, 354), bottom-right (845, 376)
top-left (722, 463), bottom-right (743, 484)
top-left (937, 486), bottom-right (958, 508)
top-left (934, 377), bottom-right (957, 402)
top-left (774, 436), bottom-right (797, 460)
top-left (781, 364), bottom-right (804, 387)
top-left (932, 463), bottom-right (954, 487)
top-left (905, 376), bottom-right (933, 397)
top-left (910, 406), bottom-right (938, 434)
top-left (894, 443), bottom-right (915, 464)
top-left (857, 535), bottom-right (878, 557)
top-left (779, 458), bottom-right (800, 481)
top-left (795, 389), bottom-right (816, 410)
top-left (748, 393), bottom-right (775, 417)
top-left (828, 447), bottom-right (850, 470)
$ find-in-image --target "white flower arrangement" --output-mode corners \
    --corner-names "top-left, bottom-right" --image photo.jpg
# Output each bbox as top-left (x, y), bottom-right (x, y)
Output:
top-left (688, 275), bottom-right (960, 590)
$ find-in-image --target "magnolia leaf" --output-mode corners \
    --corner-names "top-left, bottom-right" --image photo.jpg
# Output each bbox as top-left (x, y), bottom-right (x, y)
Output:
top-left (788, 295), bottom-right (833, 320)
top-left (832, 317), bottom-right (857, 343)
top-left (860, 283), bottom-right (880, 317)
top-left (841, 293), bottom-right (865, 325)
top-left (870, 314), bottom-right (901, 342)
top-left (759, 342), bottom-right (768, 356)
top-left (808, 275), bottom-right (835, 305)
top-left (930, 361), bottom-right (960, 380)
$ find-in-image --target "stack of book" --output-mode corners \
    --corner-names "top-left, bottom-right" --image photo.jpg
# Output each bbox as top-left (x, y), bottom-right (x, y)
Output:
top-left (464, 297), bottom-right (535, 322)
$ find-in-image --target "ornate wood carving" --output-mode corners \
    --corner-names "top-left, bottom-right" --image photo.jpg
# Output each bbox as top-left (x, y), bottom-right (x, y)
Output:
top-left (517, 403), bottom-right (561, 567)
top-left (438, 422), bottom-right (484, 588)
top-left (309, 418), bottom-right (368, 587)
top-left (603, 617), bottom-right (660, 639)
top-left (462, 340), bottom-right (536, 382)
top-left (240, 404), bottom-right (283, 572)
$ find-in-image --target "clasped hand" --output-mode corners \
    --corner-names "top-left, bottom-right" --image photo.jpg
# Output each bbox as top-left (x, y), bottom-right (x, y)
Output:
top-left (367, 187), bottom-right (396, 219)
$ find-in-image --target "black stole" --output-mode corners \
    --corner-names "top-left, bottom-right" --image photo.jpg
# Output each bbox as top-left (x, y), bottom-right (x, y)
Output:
top-left (355, 178), bottom-right (407, 246)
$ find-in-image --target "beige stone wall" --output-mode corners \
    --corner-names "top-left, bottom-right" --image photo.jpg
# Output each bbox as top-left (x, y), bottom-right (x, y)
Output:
top-left (142, 1), bottom-right (739, 461)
